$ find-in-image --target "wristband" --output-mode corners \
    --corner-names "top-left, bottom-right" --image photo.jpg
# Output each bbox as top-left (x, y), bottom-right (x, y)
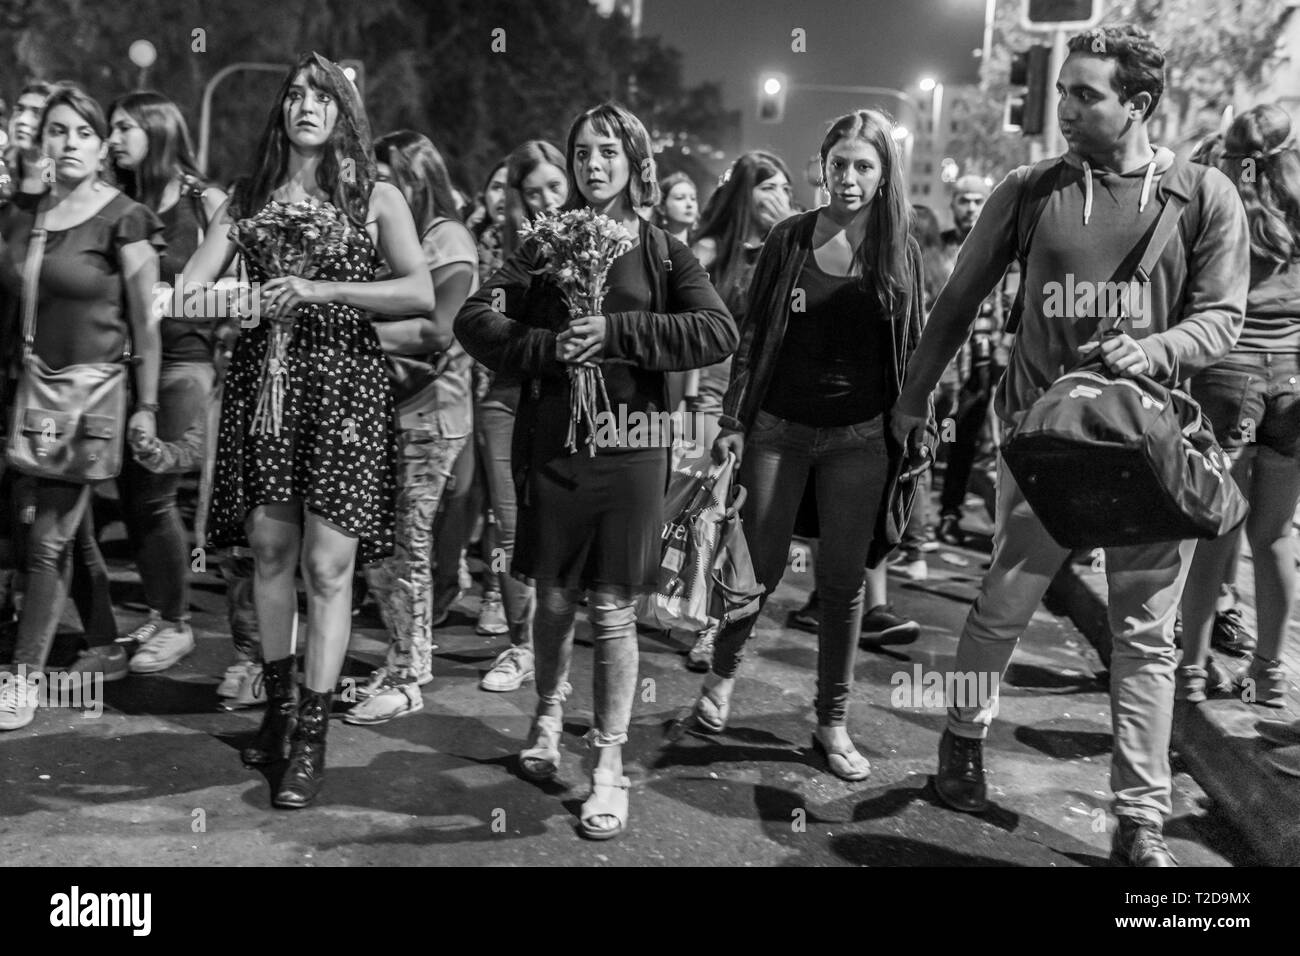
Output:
top-left (135, 402), bottom-right (159, 414)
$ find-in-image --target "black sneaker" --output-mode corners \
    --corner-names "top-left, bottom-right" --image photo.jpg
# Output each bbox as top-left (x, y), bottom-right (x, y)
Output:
top-left (935, 729), bottom-right (989, 813)
top-left (1109, 816), bottom-right (1177, 867)
top-left (860, 604), bottom-right (920, 646)
top-left (1210, 606), bottom-right (1256, 657)
top-left (787, 591), bottom-right (820, 633)
top-left (936, 514), bottom-right (965, 546)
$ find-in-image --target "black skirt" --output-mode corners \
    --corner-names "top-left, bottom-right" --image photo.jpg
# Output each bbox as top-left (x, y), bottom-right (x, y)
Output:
top-left (514, 447), bottom-right (666, 592)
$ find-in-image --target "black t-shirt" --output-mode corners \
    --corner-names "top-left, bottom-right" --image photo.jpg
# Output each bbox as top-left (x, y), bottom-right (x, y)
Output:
top-left (0, 190), bottom-right (165, 369)
top-left (761, 254), bottom-right (890, 427)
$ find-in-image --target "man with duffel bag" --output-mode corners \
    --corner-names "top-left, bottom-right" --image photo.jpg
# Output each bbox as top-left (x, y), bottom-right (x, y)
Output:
top-left (890, 23), bottom-right (1249, 866)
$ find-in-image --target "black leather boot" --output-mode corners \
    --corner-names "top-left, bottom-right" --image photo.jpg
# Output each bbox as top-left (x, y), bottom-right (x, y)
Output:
top-left (273, 688), bottom-right (333, 809)
top-left (240, 656), bottom-right (298, 765)
top-left (935, 729), bottom-right (990, 813)
top-left (1110, 816), bottom-right (1178, 866)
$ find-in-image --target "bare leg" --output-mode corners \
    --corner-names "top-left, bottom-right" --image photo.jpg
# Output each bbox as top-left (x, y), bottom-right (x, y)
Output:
top-left (245, 502), bottom-right (302, 663)
top-left (300, 512), bottom-right (359, 693)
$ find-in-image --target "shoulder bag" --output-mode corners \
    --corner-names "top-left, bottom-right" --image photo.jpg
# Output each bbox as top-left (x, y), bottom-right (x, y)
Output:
top-left (6, 201), bottom-right (130, 483)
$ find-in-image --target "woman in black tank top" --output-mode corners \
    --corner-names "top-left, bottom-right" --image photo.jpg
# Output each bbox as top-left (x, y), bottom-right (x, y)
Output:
top-left (107, 92), bottom-right (226, 676)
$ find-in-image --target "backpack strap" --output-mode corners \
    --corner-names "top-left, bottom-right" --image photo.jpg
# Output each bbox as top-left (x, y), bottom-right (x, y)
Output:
top-left (651, 224), bottom-right (672, 313)
top-left (1004, 158), bottom-right (1066, 335)
top-left (181, 174), bottom-right (212, 241)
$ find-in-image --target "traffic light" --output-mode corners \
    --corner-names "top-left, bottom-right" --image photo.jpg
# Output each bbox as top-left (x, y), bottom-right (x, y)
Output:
top-left (1021, 0), bottom-right (1102, 29)
top-left (1006, 45), bottom-right (1050, 136)
top-left (757, 73), bottom-right (787, 123)
top-left (339, 58), bottom-right (365, 101)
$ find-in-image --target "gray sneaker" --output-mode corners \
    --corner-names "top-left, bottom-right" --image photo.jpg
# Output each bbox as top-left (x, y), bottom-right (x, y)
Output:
top-left (476, 592), bottom-right (510, 636)
top-left (218, 662), bottom-right (268, 711)
top-left (686, 625), bottom-right (716, 672)
top-left (479, 647), bottom-right (535, 692)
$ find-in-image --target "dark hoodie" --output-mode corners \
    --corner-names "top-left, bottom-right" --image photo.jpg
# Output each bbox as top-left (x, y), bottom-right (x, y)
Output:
top-left (900, 147), bottom-right (1250, 422)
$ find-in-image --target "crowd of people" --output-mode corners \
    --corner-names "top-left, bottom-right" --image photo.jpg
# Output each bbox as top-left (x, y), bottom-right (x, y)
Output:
top-left (0, 20), bottom-right (1296, 860)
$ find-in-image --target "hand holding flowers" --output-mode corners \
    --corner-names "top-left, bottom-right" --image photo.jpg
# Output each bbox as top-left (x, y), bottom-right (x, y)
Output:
top-left (229, 200), bottom-right (351, 436)
top-left (519, 208), bottom-right (635, 455)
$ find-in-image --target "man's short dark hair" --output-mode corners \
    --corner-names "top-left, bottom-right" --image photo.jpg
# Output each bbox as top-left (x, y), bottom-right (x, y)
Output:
top-left (1067, 25), bottom-right (1166, 119)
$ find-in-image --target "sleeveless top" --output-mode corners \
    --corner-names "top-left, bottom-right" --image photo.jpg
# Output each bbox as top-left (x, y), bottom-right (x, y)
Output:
top-left (159, 177), bottom-right (215, 364)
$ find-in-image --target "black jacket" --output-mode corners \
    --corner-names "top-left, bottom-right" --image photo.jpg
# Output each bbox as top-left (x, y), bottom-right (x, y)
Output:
top-left (455, 216), bottom-right (737, 501)
top-left (719, 209), bottom-right (930, 567)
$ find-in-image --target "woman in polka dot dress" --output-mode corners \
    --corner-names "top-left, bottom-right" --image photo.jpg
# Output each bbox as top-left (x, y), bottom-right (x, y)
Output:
top-left (180, 53), bottom-right (433, 809)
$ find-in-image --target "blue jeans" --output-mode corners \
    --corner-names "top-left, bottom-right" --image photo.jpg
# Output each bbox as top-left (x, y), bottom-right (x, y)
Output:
top-left (118, 361), bottom-right (215, 622)
top-left (474, 389), bottom-right (535, 647)
top-left (710, 410), bottom-right (889, 725)
top-left (13, 478), bottom-right (117, 669)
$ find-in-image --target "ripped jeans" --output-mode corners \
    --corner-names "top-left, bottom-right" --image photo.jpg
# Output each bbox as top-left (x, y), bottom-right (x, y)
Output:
top-left (365, 425), bottom-right (469, 682)
top-left (533, 585), bottom-right (638, 747)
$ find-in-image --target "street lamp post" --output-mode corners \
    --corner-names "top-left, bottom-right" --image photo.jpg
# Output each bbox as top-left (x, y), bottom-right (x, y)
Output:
top-left (128, 40), bottom-right (157, 91)
top-left (197, 62), bottom-right (287, 175)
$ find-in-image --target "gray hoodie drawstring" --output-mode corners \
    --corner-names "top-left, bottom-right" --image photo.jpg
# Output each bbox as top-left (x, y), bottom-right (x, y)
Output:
top-left (1080, 157), bottom-right (1159, 222)
top-left (1138, 158), bottom-right (1157, 212)
top-left (1081, 160), bottom-right (1094, 225)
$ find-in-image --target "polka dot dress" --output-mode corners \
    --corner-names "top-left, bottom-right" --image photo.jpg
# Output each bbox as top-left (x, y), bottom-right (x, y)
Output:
top-left (209, 221), bottom-right (398, 565)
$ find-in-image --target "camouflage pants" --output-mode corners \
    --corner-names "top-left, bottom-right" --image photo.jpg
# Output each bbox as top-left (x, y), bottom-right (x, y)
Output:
top-left (365, 426), bottom-right (468, 682)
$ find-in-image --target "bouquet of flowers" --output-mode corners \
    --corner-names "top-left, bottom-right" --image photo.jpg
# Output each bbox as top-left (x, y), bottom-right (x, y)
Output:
top-left (229, 200), bottom-right (351, 436)
top-left (519, 208), bottom-right (635, 455)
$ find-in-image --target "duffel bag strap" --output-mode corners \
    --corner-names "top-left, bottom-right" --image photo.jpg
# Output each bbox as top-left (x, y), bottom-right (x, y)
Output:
top-left (1069, 189), bottom-right (1192, 378)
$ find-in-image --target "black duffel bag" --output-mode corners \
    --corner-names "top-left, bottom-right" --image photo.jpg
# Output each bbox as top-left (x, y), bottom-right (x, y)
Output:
top-left (1002, 358), bottom-right (1248, 549)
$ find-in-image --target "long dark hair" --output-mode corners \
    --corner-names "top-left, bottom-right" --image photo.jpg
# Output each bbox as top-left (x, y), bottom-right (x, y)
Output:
top-left (108, 91), bottom-right (205, 213)
top-left (694, 150), bottom-right (791, 296)
top-left (231, 52), bottom-right (374, 227)
top-left (1219, 103), bottom-right (1300, 265)
top-left (819, 109), bottom-right (910, 314)
top-left (911, 204), bottom-right (946, 306)
top-left (562, 102), bottom-right (659, 212)
top-left (502, 139), bottom-right (566, 258)
top-left (374, 129), bottom-right (461, 237)
top-left (470, 157), bottom-right (508, 244)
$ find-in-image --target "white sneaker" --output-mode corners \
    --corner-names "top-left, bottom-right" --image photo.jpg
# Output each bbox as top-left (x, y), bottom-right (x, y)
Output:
top-left (354, 665), bottom-right (431, 702)
top-left (343, 679), bottom-right (423, 725)
top-left (479, 646), bottom-right (535, 692)
top-left (117, 612), bottom-right (163, 652)
top-left (218, 660), bottom-right (258, 698)
top-left (904, 559), bottom-right (928, 581)
top-left (218, 662), bottom-right (267, 711)
top-left (476, 592), bottom-right (509, 636)
top-left (0, 674), bottom-right (39, 731)
top-left (128, 622), bottom-right (195, 674)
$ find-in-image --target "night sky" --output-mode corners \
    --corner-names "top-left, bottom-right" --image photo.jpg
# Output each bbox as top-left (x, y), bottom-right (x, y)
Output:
top-left (641, 0), bottom-right (989, 202)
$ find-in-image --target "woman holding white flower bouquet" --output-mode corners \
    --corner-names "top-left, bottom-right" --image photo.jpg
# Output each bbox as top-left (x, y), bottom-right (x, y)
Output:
top-left (180, 53), bottom-right (433, 809)
top-left (456, 103), bottom-right (737, 840)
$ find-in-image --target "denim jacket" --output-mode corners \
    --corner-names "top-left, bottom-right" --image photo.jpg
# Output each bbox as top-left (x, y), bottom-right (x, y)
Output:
top-left (719, 209), bottom-right (931, 567)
